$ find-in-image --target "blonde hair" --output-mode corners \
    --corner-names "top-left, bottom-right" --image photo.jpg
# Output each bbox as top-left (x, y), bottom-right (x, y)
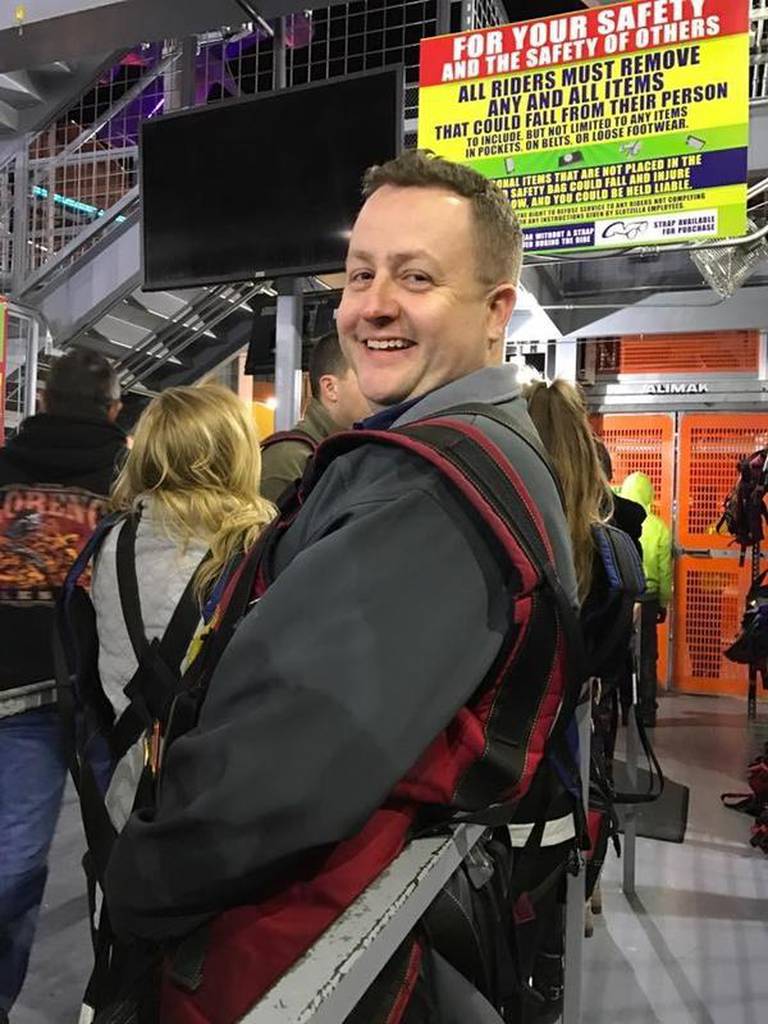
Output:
top-left (110, 384), bottom-right (275, 600)
top-left (523, 379), bottom-right (613, 603)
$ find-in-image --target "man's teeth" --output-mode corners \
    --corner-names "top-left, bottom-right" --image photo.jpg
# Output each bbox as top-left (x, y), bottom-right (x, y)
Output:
top-left (365, 339), bottom-right (410, 350)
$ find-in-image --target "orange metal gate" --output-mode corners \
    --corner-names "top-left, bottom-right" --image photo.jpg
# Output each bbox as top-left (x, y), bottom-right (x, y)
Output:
top-left (675, 414), bottom-right (768, 696)
top-left (592, 413), bottom-right (674, 685)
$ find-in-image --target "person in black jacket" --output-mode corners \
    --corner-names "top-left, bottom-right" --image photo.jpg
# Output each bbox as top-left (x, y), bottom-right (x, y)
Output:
top-left (594, 440), bottom-right (647, 726)
top-left (0, 349), bottom-right (125, 1021)
top-left (595, 440), bottom-right (646, 556)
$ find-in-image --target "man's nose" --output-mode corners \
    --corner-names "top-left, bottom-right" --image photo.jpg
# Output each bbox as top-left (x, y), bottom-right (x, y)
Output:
top-left (360, 275), bottom-right (399, 322)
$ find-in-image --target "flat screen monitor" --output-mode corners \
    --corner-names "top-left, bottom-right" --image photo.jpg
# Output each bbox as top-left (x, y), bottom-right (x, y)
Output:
top-left (140, 68), bottom-right (402, 290)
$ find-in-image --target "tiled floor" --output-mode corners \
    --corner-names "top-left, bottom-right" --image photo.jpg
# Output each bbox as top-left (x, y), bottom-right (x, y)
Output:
top-left (582, 694), bottom-right (768, 1024)
top-left (11, 694), bottom-right (768, 1023)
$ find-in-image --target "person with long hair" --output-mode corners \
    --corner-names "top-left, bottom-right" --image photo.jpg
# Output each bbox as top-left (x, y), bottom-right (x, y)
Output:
top-left (523, 378), bottom-right (614, 602)
top-left (511, 378), bottom-right (619, 1023)
top-left (91, 384), bottom-right (275, 828)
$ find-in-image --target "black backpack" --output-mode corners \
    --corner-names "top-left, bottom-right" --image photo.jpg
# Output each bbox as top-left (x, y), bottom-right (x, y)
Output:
top-left (718, 448), bottom-right (768, 564)
top-left (54, 511), bottom-right (207, 1007)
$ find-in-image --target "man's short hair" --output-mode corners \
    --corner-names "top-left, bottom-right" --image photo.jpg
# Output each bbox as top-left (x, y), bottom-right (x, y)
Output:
top-left (308, 332), bottom-right (348, 399)
top-left (45, 348), bottom-right (120, 419)
top-left (363, 150), bottom-right (522, 286)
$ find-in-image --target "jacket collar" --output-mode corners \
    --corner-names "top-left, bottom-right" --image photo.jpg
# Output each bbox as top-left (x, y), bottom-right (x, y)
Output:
top-left (393, 365), bottom-right (521, 428)
top-left (298, 398), bottom-right (338, 441)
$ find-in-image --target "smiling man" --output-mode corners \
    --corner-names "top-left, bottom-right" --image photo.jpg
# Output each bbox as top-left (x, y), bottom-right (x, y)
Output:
top-left (101, 152), bottom-right (578, 1023)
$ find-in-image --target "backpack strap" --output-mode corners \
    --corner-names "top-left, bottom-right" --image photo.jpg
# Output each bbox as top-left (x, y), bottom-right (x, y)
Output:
top-left (433, 401), bottom-right (567, 508)
top-left (111, 514), bottom-right (207, 760)
top-left (586, 523), bottom-right (645, 679)
top-left (182, 410), bottom-right (586, 830)
top-left (307, 414), bottom-right (587, 831)
top-left (55, 510), bottom-right (128, 788)
top-left (260, 429), bottom-right (318, 453)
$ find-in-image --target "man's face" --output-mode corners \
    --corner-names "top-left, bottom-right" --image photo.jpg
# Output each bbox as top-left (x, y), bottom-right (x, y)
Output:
top-left (336, 184), bottom-right (516, 409)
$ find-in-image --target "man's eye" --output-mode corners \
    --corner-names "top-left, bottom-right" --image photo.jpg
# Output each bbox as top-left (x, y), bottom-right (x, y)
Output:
top-left (348, 270), bottom-right (373, 285)
top-left (404, 272), bottom-right (432, 285)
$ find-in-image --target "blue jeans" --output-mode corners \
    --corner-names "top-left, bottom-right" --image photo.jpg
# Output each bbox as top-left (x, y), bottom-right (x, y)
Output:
top-left (0, 706), bottom-right (68, 1013)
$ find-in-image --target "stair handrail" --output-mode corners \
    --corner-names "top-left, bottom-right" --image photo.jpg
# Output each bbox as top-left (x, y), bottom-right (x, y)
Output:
top-left (1, 44), bottom-right (182, 296)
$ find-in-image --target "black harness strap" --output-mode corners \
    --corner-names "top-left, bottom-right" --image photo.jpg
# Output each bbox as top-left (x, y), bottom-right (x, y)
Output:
top-left (306, 416), bottom-right (586, 838)
top-left (111, 515), bottom-right (206, 759)
top-left (260, 429), bottom-right (318, 453)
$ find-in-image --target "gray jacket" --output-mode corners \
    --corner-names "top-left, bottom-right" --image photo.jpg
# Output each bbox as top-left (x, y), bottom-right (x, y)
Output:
top-left (104, 365), bottom-right (577, 940)
top-left (91, 502), bottom-right (208, 829)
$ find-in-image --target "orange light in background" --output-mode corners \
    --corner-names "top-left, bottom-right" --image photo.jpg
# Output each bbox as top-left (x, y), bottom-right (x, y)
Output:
top-left (252, 401), bottom-right (275, 441)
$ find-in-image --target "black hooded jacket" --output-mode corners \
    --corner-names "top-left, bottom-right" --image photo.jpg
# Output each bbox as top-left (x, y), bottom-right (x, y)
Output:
top-left (0, 413), bottom-right (126, 696)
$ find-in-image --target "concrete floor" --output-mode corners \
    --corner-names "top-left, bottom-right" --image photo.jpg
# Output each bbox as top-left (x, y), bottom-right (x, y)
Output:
top-left (10, 693), bottom-right (768, 1023)
top-left (582, 694), bottom-right (768, 1024)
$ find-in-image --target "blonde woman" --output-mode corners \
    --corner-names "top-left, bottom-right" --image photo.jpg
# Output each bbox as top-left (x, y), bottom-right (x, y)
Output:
top-left (91, 384), bottom-right (274, 829)
top-left (523, 378), bottom-right (613, 603)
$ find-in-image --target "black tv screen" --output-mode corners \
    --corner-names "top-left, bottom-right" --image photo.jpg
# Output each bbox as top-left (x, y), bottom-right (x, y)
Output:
top-left (140, 68), bottom-right (402, 290)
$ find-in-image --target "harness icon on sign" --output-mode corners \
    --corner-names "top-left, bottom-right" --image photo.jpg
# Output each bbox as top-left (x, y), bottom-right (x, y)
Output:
top-left (602, 220), bottom-right (649, 241)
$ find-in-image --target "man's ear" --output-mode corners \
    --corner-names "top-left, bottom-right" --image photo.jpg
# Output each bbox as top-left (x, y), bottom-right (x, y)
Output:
top-left (319, 374), bottom-right (339, 405)
top-left (487, 282), bottom-right (517, 347)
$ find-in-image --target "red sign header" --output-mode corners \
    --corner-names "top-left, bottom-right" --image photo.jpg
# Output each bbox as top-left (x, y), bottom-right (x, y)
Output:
top-left (419, 0), bottom-right (748, 86)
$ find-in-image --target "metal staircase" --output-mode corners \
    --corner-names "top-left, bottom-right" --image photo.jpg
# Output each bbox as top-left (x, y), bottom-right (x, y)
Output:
top-left (0, 56), bottom-right (115, 147)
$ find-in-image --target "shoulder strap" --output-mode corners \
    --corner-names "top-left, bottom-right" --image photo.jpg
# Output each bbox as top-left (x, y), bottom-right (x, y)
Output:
top-left (309, 415), bottom-right (584, 686)
top-left (115, 514), bottom-right (206, 673)
top-left (261, 429), bottom-right (318, 453)
top-left (587, 523), bottom-right (645, 678)
top-left (115, 515), bottom-right (147, 663)
top-left (110, 516), bottom-right (208, 756)
top-left (433, 401), bottom-right (566, 509)
top-left (62, 510), bottom-right (125, 601)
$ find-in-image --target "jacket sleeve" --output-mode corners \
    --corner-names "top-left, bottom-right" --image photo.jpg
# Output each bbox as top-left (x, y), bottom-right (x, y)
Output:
top-left (104, 469), bottom-right (510, 941)
top-left (259, 440), bottom-right (314, 503)
top-left (656, 518), bottom-right (673, 608)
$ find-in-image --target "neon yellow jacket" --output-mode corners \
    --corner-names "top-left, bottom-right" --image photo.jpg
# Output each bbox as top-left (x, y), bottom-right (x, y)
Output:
top-left (620, 472), bottom-right (673, 607)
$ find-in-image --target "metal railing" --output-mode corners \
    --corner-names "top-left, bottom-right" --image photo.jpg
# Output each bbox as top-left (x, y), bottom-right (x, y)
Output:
top-left (1, 302), bottom-right (47, 439)
top-left (0, 45), bottom-right (184, 296)
top-left (115, 281), bottom-right (273, 390)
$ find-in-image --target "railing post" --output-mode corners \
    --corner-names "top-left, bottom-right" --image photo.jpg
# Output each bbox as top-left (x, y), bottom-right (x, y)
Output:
top-left (622, 606), bottom-right (642, 897)
top-left (274, 17), bottom-right (287, 90)
top-left (178, 37), bottom-right (198, 110)
top-left (437, 0), bottom-right (451, 34)
top-left (563, 687), bottom-right (591, 1024)
top-left (44, 124), bottom-right (56, 272)
top-left (23, 314), bottom-right (40, 419)
top-left (274, 279), bottom-right (303, 431)
top-left (11, 139), bottom-right (30, 296)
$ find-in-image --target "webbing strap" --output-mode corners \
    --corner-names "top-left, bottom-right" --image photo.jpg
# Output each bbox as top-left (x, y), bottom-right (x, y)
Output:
top-left (431, 401), bottom-right (565, 508)
top-left (115, 516), bottom-right (146, 664)
top-left (612, 706), bottom-right (665, 805)
top-left (260, 429), bottom-right (317, 453)
top-left (314, 416), bottom-right (585, 835)
top-left (114, 514), bottom-right (207, 738)
top-left (310, 415), bottom-right (584, 686)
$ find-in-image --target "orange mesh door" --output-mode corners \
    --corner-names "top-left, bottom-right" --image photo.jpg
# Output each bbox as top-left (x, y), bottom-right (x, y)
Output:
top-left (678, 414), bottom-right (768, 551)
top-left (675, 556), bottom-right (748, 695)
top-left (591, 414), bottom-right (674, 521)
top-left (592, 414), bottom-right (675, 685)
top-left (675, 413), bottom-right (768, 696)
